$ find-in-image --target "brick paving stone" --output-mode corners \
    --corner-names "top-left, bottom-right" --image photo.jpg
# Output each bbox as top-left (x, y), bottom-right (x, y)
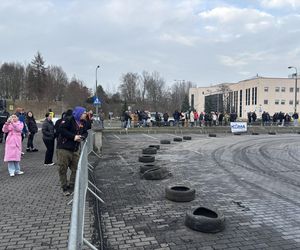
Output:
top-left (96, 133), bottom-right (300, 250)
top-left (0, 133), bottom-right (96, 249)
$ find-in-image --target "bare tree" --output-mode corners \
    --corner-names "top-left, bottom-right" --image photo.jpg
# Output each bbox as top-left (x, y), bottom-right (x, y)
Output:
top-left (144, 71), bottom-right (165, 111)
top-left (119, 72), bottom-right (140, 103)
top-left (218, 83), bottom-right (232, 113)
top-left (170, 80), bottom-right (195, 111)
top-left (0, 63), bottom-right (25, 101)
top-left (46, 65), bottom-right (68, 102)
top-left (64, 78), bottom-right (91, 108)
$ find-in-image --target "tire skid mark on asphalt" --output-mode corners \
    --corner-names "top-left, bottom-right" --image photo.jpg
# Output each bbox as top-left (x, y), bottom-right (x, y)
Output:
top-left (286, 145), bottom-right (300, 163)
top-left (225, 139), bottom-right (300, 188)
top-left (212, 144), bottom-right (300, 207)
top-left (258, 141), bottom-right (299, 167)
top-left (255, 140), bottom-right (300, 172)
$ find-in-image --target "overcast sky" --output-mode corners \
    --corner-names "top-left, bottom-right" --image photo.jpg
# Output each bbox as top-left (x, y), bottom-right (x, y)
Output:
top-left (1, 0), bottom-right (300, 92)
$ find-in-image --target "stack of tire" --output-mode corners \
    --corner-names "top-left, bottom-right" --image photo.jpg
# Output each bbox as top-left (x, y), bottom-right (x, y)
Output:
top-left (139, 145), bottom-right (169, 180)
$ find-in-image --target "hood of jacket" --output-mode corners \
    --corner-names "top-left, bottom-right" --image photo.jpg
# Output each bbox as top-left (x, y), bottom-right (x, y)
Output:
top-left (73, 106), bottom-right (86, 123)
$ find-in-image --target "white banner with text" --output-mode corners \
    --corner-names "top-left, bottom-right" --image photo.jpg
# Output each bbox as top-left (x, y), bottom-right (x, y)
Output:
top-left (230, 122), bottom-right (247, 133)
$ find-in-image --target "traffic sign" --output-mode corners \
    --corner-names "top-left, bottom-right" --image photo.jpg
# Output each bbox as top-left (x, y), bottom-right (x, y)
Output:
top-left (94, 97), bottom-right (101, 105)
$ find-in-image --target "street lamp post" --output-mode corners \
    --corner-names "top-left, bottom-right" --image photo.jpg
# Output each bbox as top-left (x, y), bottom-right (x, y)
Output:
top-left (95, 65), bottom-right (100, 116)
top-left (288, 66), bottom-right (298, 113)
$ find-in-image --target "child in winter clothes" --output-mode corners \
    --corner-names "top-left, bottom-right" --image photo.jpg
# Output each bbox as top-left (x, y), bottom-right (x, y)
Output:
top-left (2, 114), bottom-right (24, 177)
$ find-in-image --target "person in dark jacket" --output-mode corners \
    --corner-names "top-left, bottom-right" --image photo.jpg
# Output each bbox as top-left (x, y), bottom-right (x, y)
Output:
top-left (54, 109), bottom-right (73, 139)
top-left (25, 111), bottom-right (38, 152)
top-left (42, 112), bottom-right (55, 166)
top-left (163, 112), bottom-right (169, 126)
top-left (56, 106), bottom-right (88, 196)
top-left (0, 109), bottom-right (10, 143)
top-left (15, 108), bottom-right (28, 141)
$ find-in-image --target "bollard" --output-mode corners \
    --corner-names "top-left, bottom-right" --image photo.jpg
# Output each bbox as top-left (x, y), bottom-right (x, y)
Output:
top-left (93, 128), bottom-right (103, 154)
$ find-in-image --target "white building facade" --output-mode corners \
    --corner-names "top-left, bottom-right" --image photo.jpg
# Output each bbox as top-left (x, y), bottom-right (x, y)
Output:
top-left (189, 76), bottom-right (299, 119)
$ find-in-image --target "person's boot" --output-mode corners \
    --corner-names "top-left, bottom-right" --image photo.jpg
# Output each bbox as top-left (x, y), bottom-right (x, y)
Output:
top-left (62, 186), bottom-right (70, 196)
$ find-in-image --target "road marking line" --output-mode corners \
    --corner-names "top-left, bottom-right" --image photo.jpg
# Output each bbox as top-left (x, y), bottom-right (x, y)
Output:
top-left (118, 153), bottom-right (129, 165)
top-left (113, 134), bottom-right (121, 140)
top-left (142, 134), bottom-right (158, 140)
top-left (189, 150), bottom-right (203, 156)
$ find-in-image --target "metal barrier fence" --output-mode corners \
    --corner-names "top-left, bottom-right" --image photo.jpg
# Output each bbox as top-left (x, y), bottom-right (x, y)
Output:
top-left (68, 130), bottom-right (104, 250)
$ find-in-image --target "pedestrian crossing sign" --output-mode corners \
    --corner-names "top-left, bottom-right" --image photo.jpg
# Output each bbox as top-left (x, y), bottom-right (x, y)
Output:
top-left (94, 97), bottom-right (101, 105)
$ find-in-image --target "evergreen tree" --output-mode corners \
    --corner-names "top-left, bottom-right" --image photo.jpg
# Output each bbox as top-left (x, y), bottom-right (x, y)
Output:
top-left (26, 52), bottom-right (47, 101)
top-left (181, 94), bottom-right (190, 111)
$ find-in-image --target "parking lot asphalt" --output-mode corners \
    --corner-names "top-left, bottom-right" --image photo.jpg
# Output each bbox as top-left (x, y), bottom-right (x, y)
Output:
top-left (95, 132), bottom-right (300, 250)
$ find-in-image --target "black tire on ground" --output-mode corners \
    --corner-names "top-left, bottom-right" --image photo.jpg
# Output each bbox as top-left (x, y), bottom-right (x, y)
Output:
top-left (268, 132), bottom-right (276, 135)
top-left (143, 167), bottom-right (169, 180)
top-left (297, 132), bottom-right (300, 134)
top-left (234, 133), bottom-right (241, 135)
top-left (185, 207), bottom-right (225, 233)
top-left (138, 155), bottom-right (155, 163)
top-left (165, 186), bottom-right (195, 202)
top-left (173, 137), bottom-right (183, 142)
top-left (142, 147), bottom-right (157, 155)
top-left (252, 132), bottom-right (259, 135)
top-left (208, 134), bottom-right (216, 137)
top-left (140, 164), bottom-right (158, 174)
top-left (160, 139), bottom-right (171, 144)
top-left (183, 136), bottom-right (192, 140)
top-left (149, 145), bottom-right (160, 150)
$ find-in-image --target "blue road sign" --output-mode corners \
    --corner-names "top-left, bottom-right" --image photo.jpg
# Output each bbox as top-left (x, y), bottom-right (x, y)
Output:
top-left (94, 97), bottom-right (101, 105)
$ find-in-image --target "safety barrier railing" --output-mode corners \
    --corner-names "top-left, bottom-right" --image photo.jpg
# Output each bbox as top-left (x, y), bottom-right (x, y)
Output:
top-left (68, 130), bottom-right (104, 250)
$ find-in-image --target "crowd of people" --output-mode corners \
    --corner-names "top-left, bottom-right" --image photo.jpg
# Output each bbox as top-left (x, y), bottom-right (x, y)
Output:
top-left (0, 107), bottom-right (94, 196)
top-left (261, 111), bottom-right (299, 126)
top-left (121, 109), bottom-right (239, 128)
top-left (119, 109), bottom-right (300, 128)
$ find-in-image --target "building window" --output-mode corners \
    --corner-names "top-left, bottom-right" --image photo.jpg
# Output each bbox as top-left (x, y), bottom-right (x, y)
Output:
top-left (281, 87), bottom-right (285, 92)
top-left (281, 100), bottom-right (285, 105)
top-left (251, 88), bottom-right (254, 105)
top-left (234, 91), bottom-right (238, 113)
top-left (239, 90), bottom-right (243, 117)
top-left (254, 87), bottom-right (257, 105)
top-left (246, 88), bottom-right (251, 106)
top-left (289, 100), bottom-right (293, 105)
top-left (290, 87), bottom-right (294, 92)
top-left (191, 94), bottom-right (194, 109)
top-left (264, 100), bottom-right (268, 105)
top-left (264, 87), bottom-right (268, 92)
top-left (275, 87), bottom-right (280, 92)
top-left (275, 100), bottom-right (279, 105)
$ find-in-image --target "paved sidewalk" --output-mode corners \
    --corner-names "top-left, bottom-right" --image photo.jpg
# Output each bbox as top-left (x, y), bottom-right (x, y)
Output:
top-left (0, 133), bottom-right (95, 250)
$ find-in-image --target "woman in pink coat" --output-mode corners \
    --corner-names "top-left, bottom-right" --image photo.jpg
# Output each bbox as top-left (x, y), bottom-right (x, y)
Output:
top-left (2, 114), bottom-right (24, 177)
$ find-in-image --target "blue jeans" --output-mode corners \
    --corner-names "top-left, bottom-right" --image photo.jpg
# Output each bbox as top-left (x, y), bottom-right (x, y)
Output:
top-left (8, 161), bottom-right (21, 175)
